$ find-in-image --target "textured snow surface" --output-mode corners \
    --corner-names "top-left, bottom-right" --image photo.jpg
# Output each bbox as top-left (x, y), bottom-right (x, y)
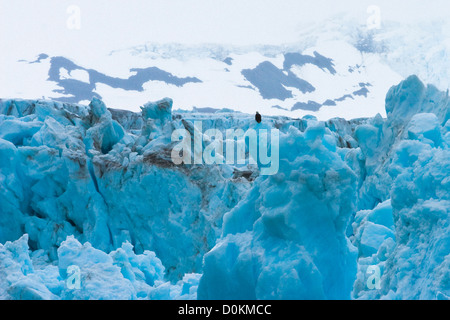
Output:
top-left (0, 75), bottom-right (449, 299)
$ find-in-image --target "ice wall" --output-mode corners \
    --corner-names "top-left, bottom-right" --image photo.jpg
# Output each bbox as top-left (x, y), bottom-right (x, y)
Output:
top-left (198, 120), bottom-right (358, 299)
top-left (0, 75), bottom-right (449, 299)
top-left (351, 76), bottom-right (450, 299)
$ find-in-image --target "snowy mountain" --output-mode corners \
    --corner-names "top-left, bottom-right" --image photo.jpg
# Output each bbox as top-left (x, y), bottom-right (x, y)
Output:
top-left (3, 18), bottom-right (449, 122)
top-left (6, 42), bottom-right (398, 121)
top-left (0, 75), bottom-right (449, 299)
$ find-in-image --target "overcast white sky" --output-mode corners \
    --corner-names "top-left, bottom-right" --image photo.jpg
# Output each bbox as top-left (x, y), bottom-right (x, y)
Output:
top-left (1, 0), bottom-right (449, 61)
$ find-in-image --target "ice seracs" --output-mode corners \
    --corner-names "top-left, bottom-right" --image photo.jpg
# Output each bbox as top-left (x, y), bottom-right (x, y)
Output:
top-left (0, 74), bottom-right (449, 299)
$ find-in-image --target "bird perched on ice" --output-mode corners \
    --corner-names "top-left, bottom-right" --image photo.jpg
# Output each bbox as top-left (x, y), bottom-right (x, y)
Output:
top-left (255, 111), bottom-right (261, 123)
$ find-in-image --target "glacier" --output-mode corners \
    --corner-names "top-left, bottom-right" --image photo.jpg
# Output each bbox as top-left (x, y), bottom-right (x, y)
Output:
top-left (0, 75), bottom-right (449, 300)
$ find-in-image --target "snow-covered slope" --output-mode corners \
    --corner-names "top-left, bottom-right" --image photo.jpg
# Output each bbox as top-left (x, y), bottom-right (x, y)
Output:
top-left (0, 75), bottom-right (449, 299)
top-left (4, 40), bottom-right (402, 121)
top-left (2, 18), bottom-right (449, 122)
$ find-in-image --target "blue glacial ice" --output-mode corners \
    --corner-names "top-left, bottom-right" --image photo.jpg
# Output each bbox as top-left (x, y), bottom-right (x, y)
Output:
top-left (0, 75), bottom-right (449, 299)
